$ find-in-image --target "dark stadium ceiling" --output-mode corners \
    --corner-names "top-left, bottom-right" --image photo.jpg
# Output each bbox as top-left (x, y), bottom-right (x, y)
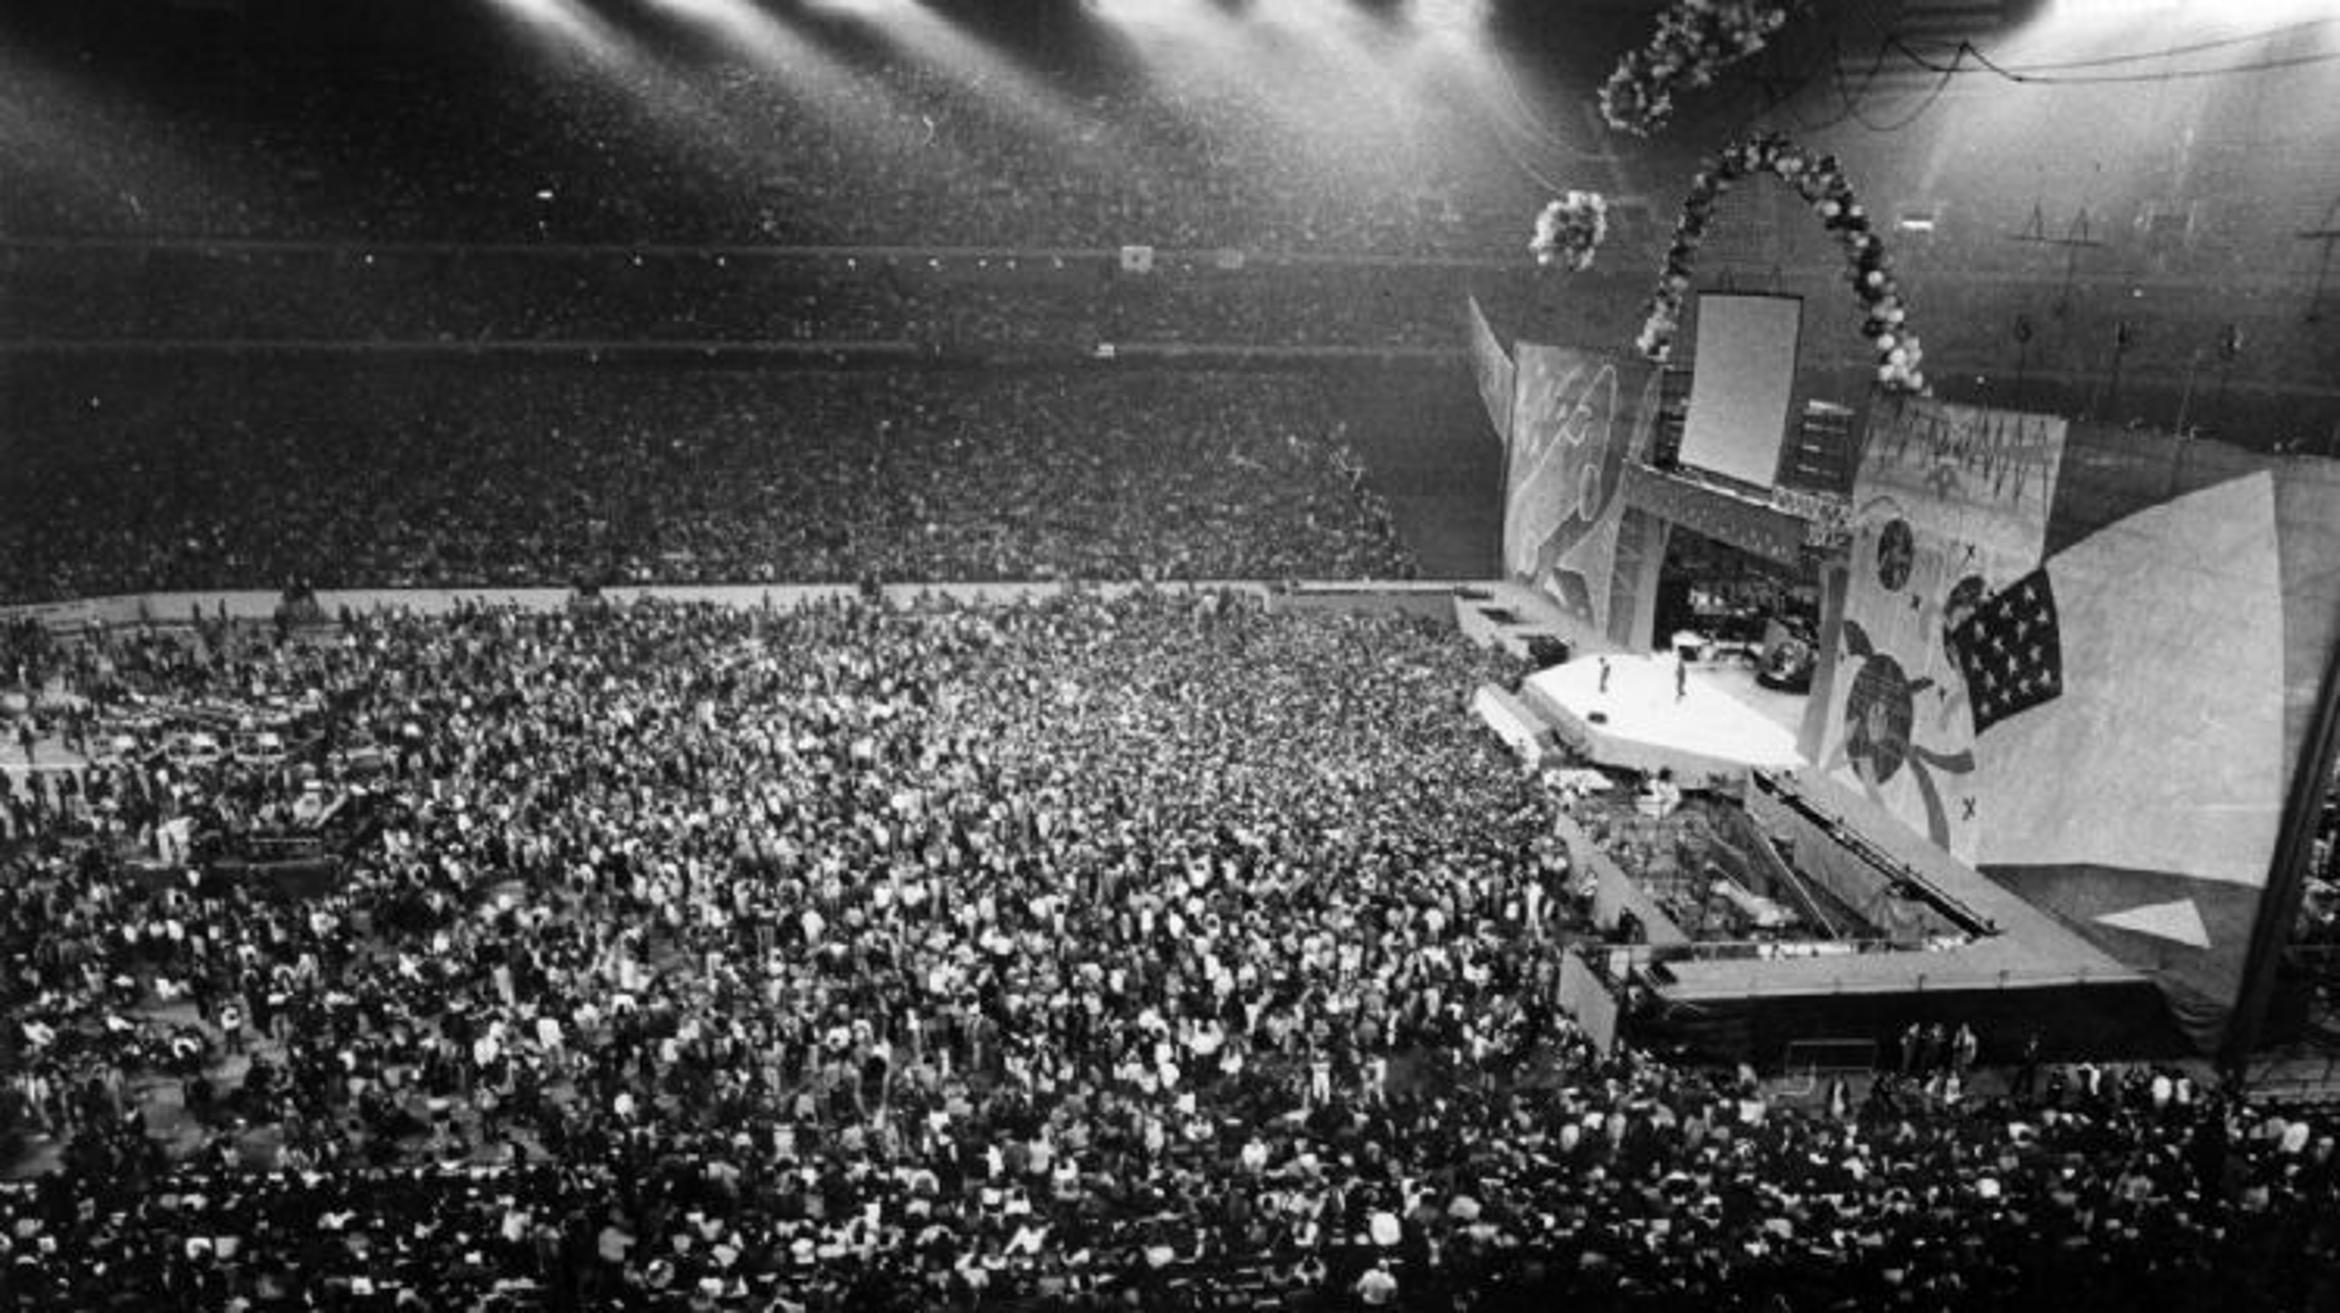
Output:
top-left (8, 0), bottom-right (2336, 212)
top-left (0, 0), bottom-right (1950, 57)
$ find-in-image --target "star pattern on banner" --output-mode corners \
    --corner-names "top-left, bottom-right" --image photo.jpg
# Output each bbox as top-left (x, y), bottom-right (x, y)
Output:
top-left (1949, 568), bottom-right (2064, 734)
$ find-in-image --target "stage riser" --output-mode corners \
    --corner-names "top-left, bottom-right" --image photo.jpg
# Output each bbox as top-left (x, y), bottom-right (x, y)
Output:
top-left (1638, 979), bottom-right (2186, 1069)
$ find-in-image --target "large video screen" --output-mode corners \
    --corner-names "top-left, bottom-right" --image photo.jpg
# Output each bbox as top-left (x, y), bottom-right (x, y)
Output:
top-left (1678, 293), bottom-right (1802, 491)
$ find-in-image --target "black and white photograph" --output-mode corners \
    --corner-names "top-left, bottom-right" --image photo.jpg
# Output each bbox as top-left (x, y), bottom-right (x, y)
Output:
top-left (4, 0), bottom-right (2340, 1308)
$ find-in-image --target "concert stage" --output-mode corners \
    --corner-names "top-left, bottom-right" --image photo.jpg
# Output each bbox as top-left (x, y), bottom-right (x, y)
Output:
top-left (1479, 315), bottom-right (2340, 1062)
top-left (1604, 770), bottom-right (2177, 1063)
top-left (1472, 639), bottom-right (2180, 1061)
top-left (1521, 653), bottom-right (1804, 787)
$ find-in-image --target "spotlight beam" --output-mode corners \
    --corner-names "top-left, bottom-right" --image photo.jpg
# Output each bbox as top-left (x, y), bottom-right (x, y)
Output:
top-left (487, 0), bottom-right (631, 68)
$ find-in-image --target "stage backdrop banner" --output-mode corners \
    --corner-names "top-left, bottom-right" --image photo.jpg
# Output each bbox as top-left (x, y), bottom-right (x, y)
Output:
top-left (1980, 426), bottom-right (2340, 1053)
top-left (1812, 397), bottom-right (2069, 866)
top-left (1966, 473), bottom-right (2286, 1041)
top-left (1466, 295), bottom-right (1515, 449)
top-left (1857, 395), bottom-right (2068, 556)
top-left (1503, 343), bottom-right (1660, 634)
top-left (1810, 397), bottom-right (2340, 1052)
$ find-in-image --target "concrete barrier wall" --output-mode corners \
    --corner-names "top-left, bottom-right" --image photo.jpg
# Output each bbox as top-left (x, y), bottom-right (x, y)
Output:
top-left (4, 580), bottom-right (1337, 629)
top-left (1268, 591), bottom-right (1458, 622)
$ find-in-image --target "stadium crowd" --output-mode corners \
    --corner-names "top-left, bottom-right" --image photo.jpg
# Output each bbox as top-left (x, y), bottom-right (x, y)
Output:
top-left (0, 250), bottom-right (1464, 354)
top-left (3, 7), bottom-right (2338, 1310)
top-left (3, 38), bottom-right (1529, 256)
top-left (1, 594), bottom-right (2337, 1311)
top-left (0, 366), bottom-right (1414, 605)
top-left (13, 240), bottom-right (2335, 452)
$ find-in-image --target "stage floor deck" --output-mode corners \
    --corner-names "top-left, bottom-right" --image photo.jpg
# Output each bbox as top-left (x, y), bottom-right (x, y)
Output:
top-left (1523, 653), bottom-right (1806, 781)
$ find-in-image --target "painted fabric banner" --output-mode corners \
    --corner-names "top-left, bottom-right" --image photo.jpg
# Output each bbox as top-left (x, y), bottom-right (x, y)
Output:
top-left (1857, 396), bottom-right (2068, 559)
top-left (1503, 344), bottom-right (1659, 633)
top-left (1814, 398), bottom-right (2068, 865)
top-left (1985, 425), bottom-right (2340, 1051)
top-left (1969, 473), bottom-right (2287, 1041)
top-left (1466, 295), bottom-right (1515, 449)
top-left (1813, 397), bottom-right (2340, 1051)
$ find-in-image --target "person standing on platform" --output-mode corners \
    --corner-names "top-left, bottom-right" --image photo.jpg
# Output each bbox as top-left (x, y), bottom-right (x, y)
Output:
top-left (1951, 1022), bottom-right (1980, 1076)
top-left (1674, 657), bottom-right (1688, 702)
top-left (2012, 1029), bottom-right (2044, 1100)
top-left (1599, 658), bottom-right (1612, 695)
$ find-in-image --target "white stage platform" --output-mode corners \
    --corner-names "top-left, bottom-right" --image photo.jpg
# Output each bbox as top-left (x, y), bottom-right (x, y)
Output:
top-left (1522, 653), bottom-right (1805, 786)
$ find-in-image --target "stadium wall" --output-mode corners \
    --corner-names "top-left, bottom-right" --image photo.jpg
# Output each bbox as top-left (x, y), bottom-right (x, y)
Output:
top-left (0, 582), bottom-right (1286, 628)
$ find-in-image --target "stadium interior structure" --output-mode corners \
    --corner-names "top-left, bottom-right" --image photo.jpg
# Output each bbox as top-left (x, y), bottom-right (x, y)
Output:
top-left (1469, 254), bottom-right (2340, 1073)
top-left (6, 0), bottom-right (2340, 1308)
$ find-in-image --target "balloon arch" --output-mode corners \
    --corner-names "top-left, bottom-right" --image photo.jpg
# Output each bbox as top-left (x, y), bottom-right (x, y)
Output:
top-left (1639, 133), bottom-right (1928, 394)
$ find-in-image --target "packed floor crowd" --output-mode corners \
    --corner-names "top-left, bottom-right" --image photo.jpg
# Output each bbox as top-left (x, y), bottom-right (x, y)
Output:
top-left (0, 592), bottom-right (1571, 1308)
top-left (2, 594), bottom-right (2337, 1311)
top-left (0, 366), bottom-right (1414, 604)
top-left (3, 8), bottom-right (2337, 1308)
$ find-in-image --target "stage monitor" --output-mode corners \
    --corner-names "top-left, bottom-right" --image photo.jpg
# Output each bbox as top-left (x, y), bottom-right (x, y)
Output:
top-left (1678, 292), bottom-right (1802, 492)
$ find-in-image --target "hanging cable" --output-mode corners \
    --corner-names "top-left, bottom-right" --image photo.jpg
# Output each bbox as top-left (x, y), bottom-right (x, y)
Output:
top-left (1752, 30), bottom-right (1857, 134)
top-left (1893, 34), bottom-right (2340, 85)
top-left (1991, 17), bottom-right (2337, 74)
top-left (1963, 43), bottom-right (2340, 85)
top-left (1841, 44), bottom-right (1962, 132)
top-left (1485, 109), bottom-right (1580, 196)
top-left (1486, 48), bottom-right (1583, 158)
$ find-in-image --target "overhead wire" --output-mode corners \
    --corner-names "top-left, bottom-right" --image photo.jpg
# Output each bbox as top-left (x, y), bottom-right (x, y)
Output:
top-left (1761, 16), bottom-right (2340, 138)
top-left (1987, 16), bottom-right (2337, 74)
top-left (1526, 12), bottom-right (2338, 212)
top-left (1953, 41), bottom-right (2340, 85)
top-left (1487, 46), bottom-right (1584, 158)
top-left (1493, 104), bottom-right (1605, 198)
top-left (1880, 26), bottom-right (2340, 86)
top-left (1748, 29), bottom-right (1854, 134)
top-left (1841, 41), bottom-right (1961, 132)
top-left (1464, 42), bottom-right (1614, 197)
